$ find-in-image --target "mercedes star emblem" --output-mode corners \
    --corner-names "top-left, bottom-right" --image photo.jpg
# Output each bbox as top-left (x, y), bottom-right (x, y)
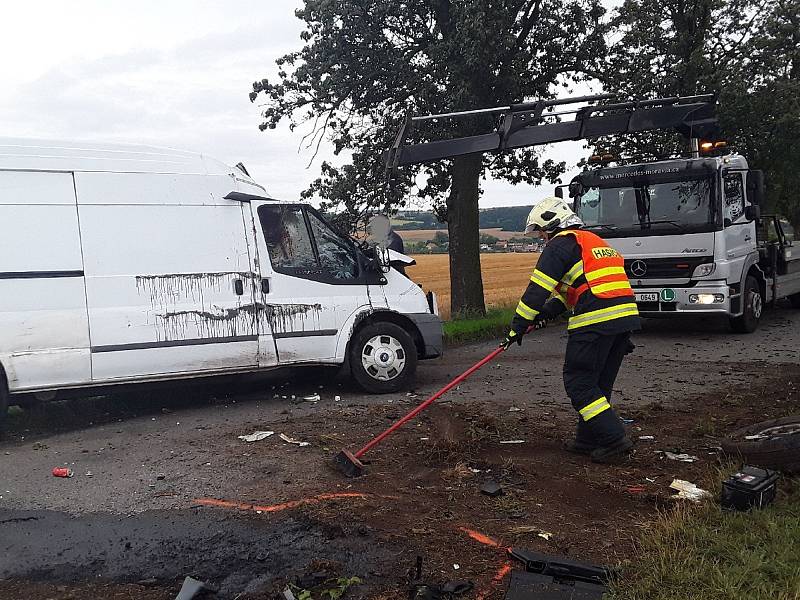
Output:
top-left (630, 260), bottom-right (648, 277)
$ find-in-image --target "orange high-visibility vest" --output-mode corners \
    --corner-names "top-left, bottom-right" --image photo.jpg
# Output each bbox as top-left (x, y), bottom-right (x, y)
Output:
top-left (555, 230), bottom-right (634, 307)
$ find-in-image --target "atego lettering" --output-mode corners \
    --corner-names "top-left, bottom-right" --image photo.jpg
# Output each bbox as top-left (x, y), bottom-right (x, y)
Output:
top-left (591, 247), bottom-right (619, 259)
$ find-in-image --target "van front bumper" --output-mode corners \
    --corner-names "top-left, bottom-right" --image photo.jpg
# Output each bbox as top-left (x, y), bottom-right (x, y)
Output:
top-left (409, 312), bottom-right (443, 359)
top-left (633, 283), bottom-right (732, 315)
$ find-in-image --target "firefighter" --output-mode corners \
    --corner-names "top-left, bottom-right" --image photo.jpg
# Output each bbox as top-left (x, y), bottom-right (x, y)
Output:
top-left (504, 196), bottom-right (640, 463)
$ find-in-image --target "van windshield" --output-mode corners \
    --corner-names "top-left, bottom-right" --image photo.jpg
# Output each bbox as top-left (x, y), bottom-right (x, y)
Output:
top-left (575, 178), bottom-right (716, 237)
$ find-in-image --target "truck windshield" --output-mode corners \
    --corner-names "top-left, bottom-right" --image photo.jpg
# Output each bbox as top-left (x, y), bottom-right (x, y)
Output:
top-left (575, 178), bottom-right (715, 236)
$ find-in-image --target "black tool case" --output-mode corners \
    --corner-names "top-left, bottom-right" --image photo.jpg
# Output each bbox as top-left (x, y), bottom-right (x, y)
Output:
top-left (721, 465), bottom-right (779, 511)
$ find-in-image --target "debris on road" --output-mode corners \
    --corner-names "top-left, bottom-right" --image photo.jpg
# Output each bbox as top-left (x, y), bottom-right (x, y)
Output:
top-left (499, 439), bottom-right (525, 445)
top-left (480, 479), bottom-right (504, 497)
top-left (508, 406), bottom-right (522, 412)
top-left (303, 393), bottom-right (321, 403)
top-left (174, 576), bottom-right (217, 600)
top-left (51, 467), bottom-right (73, 478)
top-left (669, 479), bottom-right (711, 502)
top-left (659, 451), bottom-right (699, 462)
top-left (335, 395), bottom-right (341, 402)
top-left (280, 433), bottom-right (311, 447)
top-left (237, 431), bottom-right (275, 443)
top-left (638, 435), bottom-right (655, 441)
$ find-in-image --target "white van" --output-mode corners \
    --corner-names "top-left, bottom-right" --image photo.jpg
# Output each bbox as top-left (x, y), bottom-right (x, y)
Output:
top-left (0, 139), bottom-right (442, 426)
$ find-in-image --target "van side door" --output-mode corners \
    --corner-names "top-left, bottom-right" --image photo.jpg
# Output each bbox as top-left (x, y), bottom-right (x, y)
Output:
top-left (250, 202), bottom-right (372, 364)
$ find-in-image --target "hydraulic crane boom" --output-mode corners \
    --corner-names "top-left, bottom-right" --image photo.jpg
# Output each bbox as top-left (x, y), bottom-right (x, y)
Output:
top-left (386, 93), bottom-right (718, 174)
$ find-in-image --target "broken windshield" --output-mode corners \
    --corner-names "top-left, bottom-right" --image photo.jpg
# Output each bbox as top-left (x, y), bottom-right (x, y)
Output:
top-left (575, 178), bottom-right (716, 237)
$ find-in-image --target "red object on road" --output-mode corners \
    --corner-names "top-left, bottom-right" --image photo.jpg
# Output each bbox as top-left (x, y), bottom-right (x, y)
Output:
top-left (333, 344), bottom-right (508, 476)
top-left (52, 467), bottom-right (73, 478)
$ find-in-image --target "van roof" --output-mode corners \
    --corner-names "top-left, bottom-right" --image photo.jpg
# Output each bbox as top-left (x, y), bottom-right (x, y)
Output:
top-left (0, 137), bottom-right (261, 183)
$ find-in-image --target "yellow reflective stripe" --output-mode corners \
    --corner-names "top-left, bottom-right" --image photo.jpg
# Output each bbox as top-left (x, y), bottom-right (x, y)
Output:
top-left (580, 396), bottom-right (611, 421)
top-left (507, 329), bottom-right (517, 337)
top-left (516, 300), bottom-right (539, 320)
top-left (567, 303), bottom-right (639, 330)
top-left (585, 266), bottom-right (627, 282)
top-left (591, 281), bottom-right (633, 295)
top-left (553, 289), bottom-right (568, 303)
top-left (562, 260), bottom-right (584, 285)
top-left (530, 269), bottom-right (558, 292)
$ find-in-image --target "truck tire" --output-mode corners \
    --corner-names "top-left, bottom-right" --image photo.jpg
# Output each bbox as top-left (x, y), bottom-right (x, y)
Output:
top-left (721, 416), bottom-right (800, 474)
top-left (789, 293), bottom-right (800, 309)
top-left (730, 275), bottom-right (762, 333)
top-left (349, 322), bottom-right (417, 394)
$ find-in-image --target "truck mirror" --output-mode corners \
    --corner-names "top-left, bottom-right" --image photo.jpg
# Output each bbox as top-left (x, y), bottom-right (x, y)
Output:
top-left (746, 170), bottom-right (765, 206)
top-left (568, 180), bottom-right (584, 198)
top-left (744, 205), bottom-right (760, 222)
top-left (555, 187), bottom-right (563, 198)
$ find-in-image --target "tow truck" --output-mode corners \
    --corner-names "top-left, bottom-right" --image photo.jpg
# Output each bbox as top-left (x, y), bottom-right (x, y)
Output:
top-left (387, 94), bottom-right (800, 332)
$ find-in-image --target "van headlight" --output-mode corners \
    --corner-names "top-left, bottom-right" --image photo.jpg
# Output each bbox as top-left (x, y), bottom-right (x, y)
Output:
top-left (692, 263), bottom-right (716, 277)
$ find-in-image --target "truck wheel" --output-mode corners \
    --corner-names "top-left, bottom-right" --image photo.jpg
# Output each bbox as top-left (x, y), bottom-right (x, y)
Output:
top-left (721, 416), bottom-right (800, 474)
top-left (789, 293), bottom-right (800, 309)
top-left (730, 275), bottom-right (762, 333)
top-left (349, 322), bottom-right (417, 394)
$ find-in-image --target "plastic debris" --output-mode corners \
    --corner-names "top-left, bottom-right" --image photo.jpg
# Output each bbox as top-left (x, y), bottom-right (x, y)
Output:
top-left (238, 431), bottom-right (275, 443)
top-left (280, 433), bottom-right (310, 447)
top-left (669, 479), bottom-right (711, 502)
top-left (335, 395), bottom-right (341, 402)
top-left (626, 485), bottom-right (646, 495)
top-left (638, 435), bottom-right (655, 440)
top-left (453, 564), bottom-right (460, 570)
top-left (622, 418), bottom-right (635, 425)
top-left (538, 532), bottom-right (553, 541)
top-left (508, 406), bottom-right (523, 412)
top-left (175, 576), bottom-right (217, 600)
top-left (662, 451), bottom-right (698, 462)
top-left (303, 393), bottom-right (321, 402)
top-left (480, 479), bottom-right (504, 497)
top-left (52, 467), bottom-right (73, 478)
top-left (499, 439), bottom-right (525, 444)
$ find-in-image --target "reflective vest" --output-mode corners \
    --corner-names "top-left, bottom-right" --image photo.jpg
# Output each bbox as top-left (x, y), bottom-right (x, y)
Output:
top-left (552, 230), bottom-right (637, 330)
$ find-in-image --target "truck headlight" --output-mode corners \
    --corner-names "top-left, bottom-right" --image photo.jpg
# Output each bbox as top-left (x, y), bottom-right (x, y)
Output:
top-left (689, 294), bottom-right (725, 304)
top-left (692, 263), bottom-right (716, 277)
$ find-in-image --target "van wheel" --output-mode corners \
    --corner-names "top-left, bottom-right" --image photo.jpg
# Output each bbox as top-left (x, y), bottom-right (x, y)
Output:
top-left (789, 293), bottom-right (800, 309)
top-left (0, 374), bottom-right (8, 436)
top-left (349, 322), bottom-right (417, 394)
top-left (730, 276), bottom-right (762, 333)
top-left (721, 416), bottom-right (800, 474)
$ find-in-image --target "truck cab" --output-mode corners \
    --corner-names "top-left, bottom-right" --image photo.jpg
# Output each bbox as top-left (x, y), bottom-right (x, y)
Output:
top-left (570, 154), bottom-right (800, 332)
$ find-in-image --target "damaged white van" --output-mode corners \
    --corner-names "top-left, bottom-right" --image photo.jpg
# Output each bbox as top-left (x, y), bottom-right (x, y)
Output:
top-left (0, 139), bottom-right (442, 425)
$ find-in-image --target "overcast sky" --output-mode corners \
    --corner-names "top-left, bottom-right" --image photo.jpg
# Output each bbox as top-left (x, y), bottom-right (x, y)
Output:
top-left (0, 1), bottom-right (597, 208)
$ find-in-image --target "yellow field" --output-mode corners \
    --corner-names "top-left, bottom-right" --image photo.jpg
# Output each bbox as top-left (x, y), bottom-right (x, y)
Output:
top-left (398, 228), bottom-right (524, 242)
top-left (408, 253), bottom-right (539, 319)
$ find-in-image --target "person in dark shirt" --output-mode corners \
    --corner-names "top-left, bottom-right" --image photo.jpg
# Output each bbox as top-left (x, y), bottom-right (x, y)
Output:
top-left (504, 197), bottom-right (640, 463)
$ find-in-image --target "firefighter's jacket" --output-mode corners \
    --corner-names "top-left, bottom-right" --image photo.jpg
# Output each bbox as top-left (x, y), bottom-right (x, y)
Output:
top-left (513, 228), bottom-right (640, 335)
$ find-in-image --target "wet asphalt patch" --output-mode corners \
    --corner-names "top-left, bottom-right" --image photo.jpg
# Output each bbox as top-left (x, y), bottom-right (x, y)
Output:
top-left (0, 507), bottom-right (388, 598)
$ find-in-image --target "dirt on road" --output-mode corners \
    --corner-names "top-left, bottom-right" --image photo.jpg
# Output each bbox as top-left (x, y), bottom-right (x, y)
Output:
top-left (2, 308), bottom-right (800, 599)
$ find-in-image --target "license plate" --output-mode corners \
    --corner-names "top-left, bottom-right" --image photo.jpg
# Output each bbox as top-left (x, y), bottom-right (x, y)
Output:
top-left (636, 292), bottom-right (659, 303)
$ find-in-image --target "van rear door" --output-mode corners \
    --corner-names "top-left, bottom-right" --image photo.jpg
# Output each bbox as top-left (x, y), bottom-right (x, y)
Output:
top-left (0, 171), bottom-right (91, 391)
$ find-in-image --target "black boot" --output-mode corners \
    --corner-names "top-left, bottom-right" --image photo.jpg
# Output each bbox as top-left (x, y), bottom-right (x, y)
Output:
top-left (590, 436), bottom-right (634, 463)
top-left (564, 419), bottom-right (598, 455)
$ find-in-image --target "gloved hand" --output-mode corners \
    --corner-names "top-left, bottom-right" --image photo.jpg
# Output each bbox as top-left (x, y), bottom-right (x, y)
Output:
top-left (502, 316), bottom-right (547, 349)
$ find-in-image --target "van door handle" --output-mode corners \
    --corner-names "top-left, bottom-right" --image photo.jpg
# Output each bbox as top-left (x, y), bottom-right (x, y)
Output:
top-left (261, 278), bottom-right (270, 294)
top-left (233, 279), bottom-right (244, 295)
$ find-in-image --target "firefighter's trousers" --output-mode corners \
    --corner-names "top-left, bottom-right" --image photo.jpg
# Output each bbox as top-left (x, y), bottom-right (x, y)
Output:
top-left (563, 331), bottom-right (634, 446)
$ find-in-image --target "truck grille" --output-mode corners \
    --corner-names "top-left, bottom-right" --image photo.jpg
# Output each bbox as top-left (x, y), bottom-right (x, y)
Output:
top-left (624, 256), bottom-right (712, 279)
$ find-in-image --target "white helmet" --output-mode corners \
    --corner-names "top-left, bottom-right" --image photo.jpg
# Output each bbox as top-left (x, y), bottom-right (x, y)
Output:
top-left (524, 196), bottom-right (583, 235)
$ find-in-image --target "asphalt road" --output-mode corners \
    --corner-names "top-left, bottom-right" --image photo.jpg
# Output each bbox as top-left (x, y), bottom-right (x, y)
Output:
top-left (1, 306), bottom-right (798, 515)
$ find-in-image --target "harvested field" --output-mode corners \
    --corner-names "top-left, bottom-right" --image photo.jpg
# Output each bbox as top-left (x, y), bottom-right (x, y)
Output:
top-left (408, 253), bottom-right (539, 319)
top-left (397, 228), bottom-right (525, 242)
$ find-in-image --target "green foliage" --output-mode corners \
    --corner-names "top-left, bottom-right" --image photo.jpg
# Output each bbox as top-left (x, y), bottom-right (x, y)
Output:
top-left (607, 479), bottom-right (800, 600)
top-left (443, 308), bottom-right (516, 344)
top-left (594, 0), bottom-right (800, 220)
top-left (251, 0), bottom-right (610, 315)
top-left (288, 576), bottom-right (363, 600)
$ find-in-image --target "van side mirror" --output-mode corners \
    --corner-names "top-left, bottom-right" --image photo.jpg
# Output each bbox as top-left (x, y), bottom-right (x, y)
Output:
top-left (555, 187), bottom-right (564, 199)
top-left (744, 205), bottom-right (760, 222)
top-left (747, 170), bottom-right (765, 206)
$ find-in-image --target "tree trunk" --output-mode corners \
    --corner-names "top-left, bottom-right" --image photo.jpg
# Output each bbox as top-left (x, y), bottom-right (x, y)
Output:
top-left (446, 154), bottom-right (486, 318)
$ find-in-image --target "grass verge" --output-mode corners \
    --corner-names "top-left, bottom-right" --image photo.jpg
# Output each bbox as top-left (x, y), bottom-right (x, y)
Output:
top-left (442, 308), bottom-right (515, 346)
top-left (608, 477), bottom-right (800, 600)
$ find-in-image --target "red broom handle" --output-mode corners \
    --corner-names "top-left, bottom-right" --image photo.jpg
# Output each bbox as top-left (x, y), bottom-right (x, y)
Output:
top-left (354, 345), bottom-right (507, 458)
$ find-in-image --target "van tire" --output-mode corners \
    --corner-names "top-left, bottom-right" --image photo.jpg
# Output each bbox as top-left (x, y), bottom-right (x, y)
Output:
top-left (0, 372), bottom-right (8, 436)
top-left (730, 276), bottom-right (762, 333)
top-left (349, 322), bottom-right (417, 394)
top-left (721, 416), bottom-right (800, 474)
top-left (789, 293), bottom-right (800, 309)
